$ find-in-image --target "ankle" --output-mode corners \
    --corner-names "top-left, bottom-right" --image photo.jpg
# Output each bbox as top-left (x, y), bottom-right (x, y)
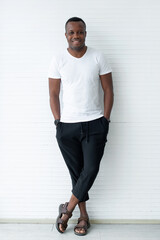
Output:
top-left (62, 213), bottom-right (70, 220)
top-left (80, 213), bottom-right (89, 218)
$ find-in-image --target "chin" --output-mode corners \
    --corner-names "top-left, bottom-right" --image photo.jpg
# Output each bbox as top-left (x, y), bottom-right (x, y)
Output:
top-left (69, 44), bottom-right (85, 51)
top-left (70, 44), bottom-right (85, 51)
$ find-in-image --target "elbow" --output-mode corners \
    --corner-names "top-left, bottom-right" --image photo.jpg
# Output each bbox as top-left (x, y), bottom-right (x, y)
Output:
top-left (49, 91), bottom-right (59, 99)
top-left (49, 94), bottom-right (59, 105)
top-left (104, 87), bottom-right (114, 97)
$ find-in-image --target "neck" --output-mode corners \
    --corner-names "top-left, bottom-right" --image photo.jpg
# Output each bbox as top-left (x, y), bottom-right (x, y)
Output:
top-left (67, 45), bottom-right (87, 58)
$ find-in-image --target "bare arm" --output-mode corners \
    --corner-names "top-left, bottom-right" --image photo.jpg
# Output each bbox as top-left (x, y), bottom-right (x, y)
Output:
top-left (99, 72), bottom-right (114, 120)
top-left (48, 78), bottom-right (61, 120)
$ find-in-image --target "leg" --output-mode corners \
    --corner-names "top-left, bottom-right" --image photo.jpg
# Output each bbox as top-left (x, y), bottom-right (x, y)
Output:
top-left (56, 122), bottom-right (89, 201)
top-left (74, 201), bottom-right (89, 234)
top-left (73, 117), bottom-right (109, 234)
top-left (56, 122), bottom-right (89, 232)
top-left (72, 117), bottom-right (109, 202)
top-left (78, 201), bottom-right (88, 217)
top-left (73, 131), bottom-right (106, 234)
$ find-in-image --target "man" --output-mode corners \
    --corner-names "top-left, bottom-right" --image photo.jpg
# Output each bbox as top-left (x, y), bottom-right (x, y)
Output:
top-left (48, 17), bottom-right (114, 236)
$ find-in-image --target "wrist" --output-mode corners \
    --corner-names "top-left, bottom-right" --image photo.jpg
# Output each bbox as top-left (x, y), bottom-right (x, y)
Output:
top-left (104, 116), bottom-right (111, 122)
top-left (54, 119), bottom-right (60, 126)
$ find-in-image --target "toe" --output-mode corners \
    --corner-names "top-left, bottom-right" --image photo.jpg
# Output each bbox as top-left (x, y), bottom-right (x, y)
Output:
top-left (75, 228), bottom-right (80, 233)
top-left (59, 224), bottom-right (64, 232)
top-left (75, 227), bottom-right (85, 234)
top-left (59, 224), bottom-right (62, 232)
top-left (80, 228), bottom-right (85, 234)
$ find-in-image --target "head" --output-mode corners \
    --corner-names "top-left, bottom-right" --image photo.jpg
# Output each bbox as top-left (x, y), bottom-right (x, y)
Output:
top-left (65, 17), bottom-right (87, 51)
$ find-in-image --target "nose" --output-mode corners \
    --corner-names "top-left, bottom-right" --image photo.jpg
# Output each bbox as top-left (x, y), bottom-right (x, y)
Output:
top-left (73, 32), bottom-right (80, 38)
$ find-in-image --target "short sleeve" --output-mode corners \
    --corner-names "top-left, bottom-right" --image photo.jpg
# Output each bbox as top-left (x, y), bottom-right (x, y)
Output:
top-left (48, 56), bottom-right (61, 79)
top-left (98, 52), bottom-right (112, 75)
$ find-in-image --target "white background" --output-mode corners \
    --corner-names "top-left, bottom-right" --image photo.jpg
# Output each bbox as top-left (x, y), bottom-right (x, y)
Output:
top-left (0, 0), bottom-right (160, 222)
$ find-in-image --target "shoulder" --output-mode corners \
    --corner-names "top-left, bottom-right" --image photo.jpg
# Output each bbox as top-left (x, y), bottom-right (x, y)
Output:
top-left (50, 48), bottom-right (66, 63)
top-left (87, 47), bottom-right (108, 65)
top-left (87, 47), bottom-right (112, 74)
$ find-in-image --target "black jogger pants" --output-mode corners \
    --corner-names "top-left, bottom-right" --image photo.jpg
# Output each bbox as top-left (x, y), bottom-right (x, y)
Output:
top-left (56, 116), bottom-right (109, 202)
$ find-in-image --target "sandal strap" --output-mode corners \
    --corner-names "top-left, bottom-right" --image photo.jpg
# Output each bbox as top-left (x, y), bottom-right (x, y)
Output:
top-left (57, 218), bottom-right (68, 229)
top-left (74, 217), bottom-right (90, 232)
top-left (61, 202), bottom-right (72, 218)
top-left (78, 216), bottom-right (89, 223)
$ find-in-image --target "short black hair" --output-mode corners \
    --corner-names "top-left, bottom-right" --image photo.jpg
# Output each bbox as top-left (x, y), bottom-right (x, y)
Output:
top-left (65, 17), bottom-right (86, 32)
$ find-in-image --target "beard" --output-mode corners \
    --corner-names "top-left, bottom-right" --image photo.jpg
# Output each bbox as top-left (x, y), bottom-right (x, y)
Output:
top-left (69, 42), bottom-right (85, 51)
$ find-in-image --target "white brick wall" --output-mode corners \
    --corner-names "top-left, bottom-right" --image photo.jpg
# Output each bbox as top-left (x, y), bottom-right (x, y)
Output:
top-left (0, 0), bottom-right (160, 222)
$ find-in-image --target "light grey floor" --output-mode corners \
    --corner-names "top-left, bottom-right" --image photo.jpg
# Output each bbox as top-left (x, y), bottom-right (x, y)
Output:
top-left (0, 223), bottom-right (160, 240)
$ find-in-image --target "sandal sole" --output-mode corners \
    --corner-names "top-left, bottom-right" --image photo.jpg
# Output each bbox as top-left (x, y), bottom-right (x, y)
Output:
top-left (55, 204), bottom-right (65, 233)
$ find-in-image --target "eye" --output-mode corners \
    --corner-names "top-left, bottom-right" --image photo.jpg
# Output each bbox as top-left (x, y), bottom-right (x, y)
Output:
top-left (69, 31), bottom-right (74, 35)
top-left (79, 31), bottom-right (85, 35)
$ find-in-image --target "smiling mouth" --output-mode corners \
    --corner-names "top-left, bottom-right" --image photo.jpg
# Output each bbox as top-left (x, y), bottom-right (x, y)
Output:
top-left (72, 40), bottom-right (81, 42)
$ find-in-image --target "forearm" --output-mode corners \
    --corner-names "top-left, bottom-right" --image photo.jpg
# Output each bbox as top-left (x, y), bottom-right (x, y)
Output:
top-left (104, 90), bottom-right (114, 120)
top-left (49, 95), bottom-right (60, 120)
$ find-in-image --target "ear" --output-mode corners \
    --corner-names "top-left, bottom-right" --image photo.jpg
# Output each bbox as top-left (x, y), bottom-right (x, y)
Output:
top-left (65, 32), bottom-right (67, 38)
top-left (85, 31), bottom-right (87, 37)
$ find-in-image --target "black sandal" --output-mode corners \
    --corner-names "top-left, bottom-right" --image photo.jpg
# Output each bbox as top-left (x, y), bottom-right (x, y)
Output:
top-left (55, 202), bottom-right (72, 233)
top-left (74, 216), bottom-right (91, 236)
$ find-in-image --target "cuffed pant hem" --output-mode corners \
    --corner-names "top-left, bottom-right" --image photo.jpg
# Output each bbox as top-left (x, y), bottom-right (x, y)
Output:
top-left (72, 190), bottom-right (89, 202)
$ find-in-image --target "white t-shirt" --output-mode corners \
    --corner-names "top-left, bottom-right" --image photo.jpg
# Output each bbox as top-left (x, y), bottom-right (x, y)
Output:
top-left (48, 46), bottom-right (112, 123)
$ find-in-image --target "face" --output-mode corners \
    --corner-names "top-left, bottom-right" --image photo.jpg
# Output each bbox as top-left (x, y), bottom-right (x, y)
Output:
top-left (65, 21), bottom-right (87, 51)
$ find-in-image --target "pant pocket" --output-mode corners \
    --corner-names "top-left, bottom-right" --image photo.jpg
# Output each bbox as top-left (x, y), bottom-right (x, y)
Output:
top-left (100, 117), bottom-right (109, 133)
top-left (56, 122), bottom-right (62, 139)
